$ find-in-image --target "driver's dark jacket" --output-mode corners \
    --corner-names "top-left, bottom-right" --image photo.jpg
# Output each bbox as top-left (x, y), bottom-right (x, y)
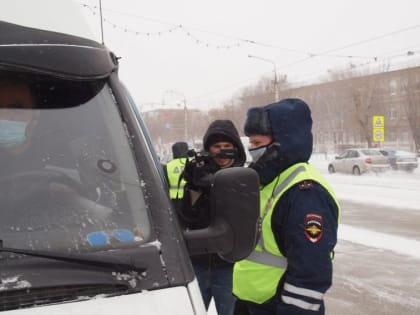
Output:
top-left (0, 146), bottom-right (46, 212)
top-left (0, 146), bottom-right (45, 178)
top-left (0, 142), bottom-right (77, 210)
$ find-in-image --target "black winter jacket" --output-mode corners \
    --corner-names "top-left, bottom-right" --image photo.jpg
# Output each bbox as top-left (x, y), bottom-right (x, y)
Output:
top-left (178, 120), bottom-right (245, 268)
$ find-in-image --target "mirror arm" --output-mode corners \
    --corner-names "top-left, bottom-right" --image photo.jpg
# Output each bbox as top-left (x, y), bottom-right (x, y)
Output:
top-left (183, 219), bottom-right (233, 256)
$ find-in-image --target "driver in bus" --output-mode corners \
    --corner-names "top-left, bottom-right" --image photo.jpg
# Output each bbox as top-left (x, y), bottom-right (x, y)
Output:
top-left (0, 74), bottom-right (114, 231)
top-left (0, 75), bottom-right (42, 177)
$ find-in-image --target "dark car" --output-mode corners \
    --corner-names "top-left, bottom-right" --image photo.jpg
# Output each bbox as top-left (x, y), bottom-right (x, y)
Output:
top-left (379, 149), bottom-right (418, 172)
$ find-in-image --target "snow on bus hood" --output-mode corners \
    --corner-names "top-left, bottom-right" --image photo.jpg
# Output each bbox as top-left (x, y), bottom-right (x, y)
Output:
top-left (2, 286), bottom-right (199, 315)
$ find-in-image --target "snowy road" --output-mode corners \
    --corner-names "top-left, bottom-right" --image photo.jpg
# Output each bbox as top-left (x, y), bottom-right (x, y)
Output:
top-left (326, 201), bottom-right (420, 315)
top-left (314, 156), bottom-right (420, 315)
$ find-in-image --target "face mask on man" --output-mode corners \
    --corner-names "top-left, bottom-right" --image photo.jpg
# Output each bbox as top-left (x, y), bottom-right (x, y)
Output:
top-left (249, 145), bottom-right (269, 163)
top-left (0, 119), bottom-right (28, 147)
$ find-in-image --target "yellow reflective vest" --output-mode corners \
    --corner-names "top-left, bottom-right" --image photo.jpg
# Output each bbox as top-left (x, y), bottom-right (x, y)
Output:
top-left (166, 158), bottom-right (187, 199)
top-left (233, 162), bottom-right (340, 304)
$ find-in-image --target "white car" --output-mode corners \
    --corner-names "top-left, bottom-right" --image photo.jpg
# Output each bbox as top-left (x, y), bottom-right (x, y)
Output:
top-left (240, 136), bottom-right (252, 166)
top-left (328, 148), bottom-right (390, 175)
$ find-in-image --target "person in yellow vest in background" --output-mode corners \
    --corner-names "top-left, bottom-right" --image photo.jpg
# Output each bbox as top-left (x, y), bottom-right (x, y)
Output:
top-left (233, 98), bottom-right (340, 315)
top-left (164, 141), bottom-right (189, 202)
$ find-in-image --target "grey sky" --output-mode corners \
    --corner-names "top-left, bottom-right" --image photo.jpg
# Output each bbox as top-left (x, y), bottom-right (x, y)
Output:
top-left (78, 0), bottom-right (420, 110)
top-left (5, 0), bottom-right (420, 109)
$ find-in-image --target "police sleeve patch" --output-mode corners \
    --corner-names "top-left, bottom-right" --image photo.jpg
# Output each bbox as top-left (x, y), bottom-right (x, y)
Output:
top-left (304, 213), bottom-right (324, 243)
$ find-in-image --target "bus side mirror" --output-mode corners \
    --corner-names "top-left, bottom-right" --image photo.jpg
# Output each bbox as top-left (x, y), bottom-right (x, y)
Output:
top-left (183, 167), bottom-right (260, 262)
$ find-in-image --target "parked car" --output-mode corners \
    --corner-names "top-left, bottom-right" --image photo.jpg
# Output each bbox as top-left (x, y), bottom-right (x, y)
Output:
top-left (240, 136), bottom-right (252, 166)
top-left (378, 149), bottom-right (418, 172)
top-left (328, 148), bottom-right (390, 175)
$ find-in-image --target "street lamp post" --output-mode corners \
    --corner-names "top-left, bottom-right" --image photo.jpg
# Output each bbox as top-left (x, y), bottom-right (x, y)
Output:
top-left (248, 54), bottom-right (279, 102)
top-left (164, 89), bottom-right (188, 142)
top-left (182, 97), bottom-right (188, 142)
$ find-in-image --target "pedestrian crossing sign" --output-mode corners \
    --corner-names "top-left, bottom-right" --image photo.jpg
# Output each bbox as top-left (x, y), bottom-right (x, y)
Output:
top-left (373, 115), bottom-right (384, 128)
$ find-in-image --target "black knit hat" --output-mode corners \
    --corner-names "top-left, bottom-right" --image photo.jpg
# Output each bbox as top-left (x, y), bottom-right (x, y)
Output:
top-left (172, 141), bottom-right (188, 158)
top-left (205, 134), bottom-right (234, 150)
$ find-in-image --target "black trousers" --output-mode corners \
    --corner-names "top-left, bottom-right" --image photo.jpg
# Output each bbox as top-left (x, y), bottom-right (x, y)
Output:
top-left (234, 299), bottom-right (250, 315)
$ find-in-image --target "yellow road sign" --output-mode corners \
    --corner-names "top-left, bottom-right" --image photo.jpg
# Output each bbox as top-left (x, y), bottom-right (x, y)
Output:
top-left (373, 115), bottom-right (384, 128)
top-left (372, 115), bottom-right (385, 142)
top-left (373, 128), bottom-right (385, 142)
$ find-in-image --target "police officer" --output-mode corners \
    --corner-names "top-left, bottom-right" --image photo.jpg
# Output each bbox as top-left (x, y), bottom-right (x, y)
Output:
top-left (164, 141), bottom-right (189, 201)
top-left (233, 98), bottom-right (340, 315)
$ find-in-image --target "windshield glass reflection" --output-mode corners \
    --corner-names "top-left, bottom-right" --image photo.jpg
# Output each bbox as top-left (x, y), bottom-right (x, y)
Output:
top-left (0, 73), bottom-right (150, 252)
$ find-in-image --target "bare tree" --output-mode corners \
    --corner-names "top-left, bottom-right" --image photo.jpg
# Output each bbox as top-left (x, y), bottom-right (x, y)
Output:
top-left (326, 65), bottom-right (387, 148)
top-left (401, 71), bottom-right (420, 151)
top-left (349, 76), bottom-right (384, 148)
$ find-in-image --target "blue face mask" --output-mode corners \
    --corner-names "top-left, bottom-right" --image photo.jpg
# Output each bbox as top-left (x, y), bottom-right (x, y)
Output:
top-left (0, 119), bottom-right (28, 147)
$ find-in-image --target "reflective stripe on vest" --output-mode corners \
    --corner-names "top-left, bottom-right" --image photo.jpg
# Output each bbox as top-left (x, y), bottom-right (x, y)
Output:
top-left (245, 166), bottom-right (306, 269)
top-left (233, 162), bottom-right (340, 304)
top-left (166, 158), bottom-right (187, 199)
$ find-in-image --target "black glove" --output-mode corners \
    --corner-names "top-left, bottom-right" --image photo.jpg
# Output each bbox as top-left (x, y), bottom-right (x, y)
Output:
top-left (182, 158), bottom-right (198, 183)
top-left (182, 158), bottom-right (218, 189)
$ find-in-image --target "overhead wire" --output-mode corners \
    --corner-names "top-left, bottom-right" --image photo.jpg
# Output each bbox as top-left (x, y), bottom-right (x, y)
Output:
top-left (78, 1), bottom-right (420, 103)
top-left (80, 2), bottom-right (420, 63)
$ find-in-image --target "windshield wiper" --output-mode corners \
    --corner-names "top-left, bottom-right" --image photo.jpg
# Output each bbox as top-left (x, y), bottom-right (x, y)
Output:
top-left (0, 240), bottom-right (146, 273)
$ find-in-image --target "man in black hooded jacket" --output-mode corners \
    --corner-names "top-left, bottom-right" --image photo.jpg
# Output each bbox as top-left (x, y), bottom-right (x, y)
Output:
top-left (233, 98), bottom-right (340, 315)
top-left (179, 119), bottom-right (246, 315)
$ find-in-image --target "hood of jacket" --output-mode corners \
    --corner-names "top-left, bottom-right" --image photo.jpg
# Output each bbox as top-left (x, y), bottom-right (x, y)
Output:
top-left (202, 119), bottom-right (246, 167)
top-left (246, 98), bottom-right (313, 184)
